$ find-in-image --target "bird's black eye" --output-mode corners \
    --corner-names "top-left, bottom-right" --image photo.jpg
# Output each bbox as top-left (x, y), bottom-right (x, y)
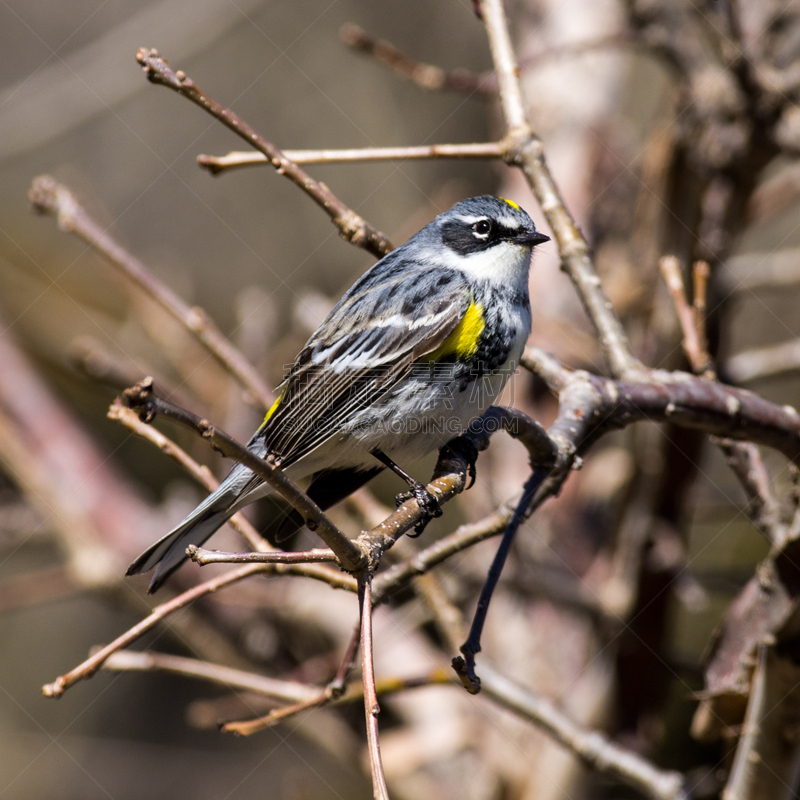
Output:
top-left (473, 219), bottom-right (491, 237)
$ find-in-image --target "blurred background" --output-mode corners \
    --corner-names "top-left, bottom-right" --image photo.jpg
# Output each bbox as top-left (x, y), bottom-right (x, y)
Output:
top-left (2, 0), bottom-right (800, 798)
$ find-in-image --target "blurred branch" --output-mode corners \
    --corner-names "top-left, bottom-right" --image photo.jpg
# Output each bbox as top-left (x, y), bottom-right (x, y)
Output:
top-left (197, 141), bottom-right (505, 175)
top-left (340, 23), bottom-right (496, 95)
top-left (480, 665), bottom-right (691, 800)
top-left (102, 649), bottom-right (319, 704)
top-left (722, 644), bottom-right (800, 800)
top-left (660, 257), bottom-right (788, 547)
top-left (0, 565), bottom-right (78, 613)
top-left (718, 439), bottom-right (788, 548)
top-left (42, 562), bottom-right (268, 698)
top-left (725, 248), bottom-right (800, 292)
top-left (0, 316), bottom-right (155, 583)
top-left (28, 176), bottom-right (274, 410)
top-left (726, 338), bottom-right (800, 383)
top-left (136, 48), bottom-right (393, 259)
top-left (341, 23), bottom-right (646, 96)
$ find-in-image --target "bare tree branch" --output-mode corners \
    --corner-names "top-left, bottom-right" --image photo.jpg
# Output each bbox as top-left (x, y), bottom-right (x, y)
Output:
top-left (340, 23), bottom-right (496, 95)
top-left (359, 576), bottom-right (389, 800)
top-left (121, 377), bottom-right (366, 572)
top-left (136, 48), bottom-right (393, 258)
top-left (479, 0), bottom-right (642, 379)
top-left (198, 142), bottom-right (505, 175)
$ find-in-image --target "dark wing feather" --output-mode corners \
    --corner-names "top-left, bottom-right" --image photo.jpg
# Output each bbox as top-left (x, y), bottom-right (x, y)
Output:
top-left (259, 272), bottom-right (470, 468)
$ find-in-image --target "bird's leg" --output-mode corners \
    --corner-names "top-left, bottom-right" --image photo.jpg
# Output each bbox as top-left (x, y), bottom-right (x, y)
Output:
top-left (372, 450), bottom-right (442, 535)
top-left (438, 436), bottom-right (479, 489)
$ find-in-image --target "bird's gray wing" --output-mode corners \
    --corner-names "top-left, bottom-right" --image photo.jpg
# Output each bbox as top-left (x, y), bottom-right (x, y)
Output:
top-left (257, 275), bottom-right (472, 468)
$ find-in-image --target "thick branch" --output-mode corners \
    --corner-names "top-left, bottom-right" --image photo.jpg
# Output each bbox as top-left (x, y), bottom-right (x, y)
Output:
top-left (136, 48), bottom-right (393, 258)
top-left (522, 349), bottom-right (800, 465)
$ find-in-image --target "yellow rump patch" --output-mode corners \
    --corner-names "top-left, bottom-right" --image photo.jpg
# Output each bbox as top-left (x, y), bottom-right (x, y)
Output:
top-left (499, 196), bottom-right (520, 211)
top-left (429, 301), bottom-right (485, 361)
top-left (262, 388), bottom-right (285, 425)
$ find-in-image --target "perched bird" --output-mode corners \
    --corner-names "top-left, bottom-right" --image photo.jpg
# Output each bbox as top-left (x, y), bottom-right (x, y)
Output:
top-left (128, 196), bottom-right (549, 592)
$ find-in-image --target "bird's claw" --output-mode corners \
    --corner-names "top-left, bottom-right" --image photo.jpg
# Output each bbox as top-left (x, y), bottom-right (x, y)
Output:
top-left (395, 482), bottom-right (443, 536)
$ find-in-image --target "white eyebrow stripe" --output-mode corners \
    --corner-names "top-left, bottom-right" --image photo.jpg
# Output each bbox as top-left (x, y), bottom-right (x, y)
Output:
top-left (455, 213), bottom-right (523, 229)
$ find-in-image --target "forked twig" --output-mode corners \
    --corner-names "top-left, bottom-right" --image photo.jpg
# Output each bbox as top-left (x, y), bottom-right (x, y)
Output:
top-left (222, 619), bottom-right (362, 736)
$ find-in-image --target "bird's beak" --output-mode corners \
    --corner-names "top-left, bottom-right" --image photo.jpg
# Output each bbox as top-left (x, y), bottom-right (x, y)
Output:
top-left (513, 231), bottom-right (550, 246)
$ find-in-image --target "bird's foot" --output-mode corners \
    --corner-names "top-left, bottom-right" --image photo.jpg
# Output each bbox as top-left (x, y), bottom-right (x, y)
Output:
top-left (440, 437), bottom-right (479, 489)
top-left (395, 482), bottom-right (443, 536)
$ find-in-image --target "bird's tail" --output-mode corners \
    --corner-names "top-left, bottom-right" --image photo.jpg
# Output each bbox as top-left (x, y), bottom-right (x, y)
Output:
top-left (127, 464), bottom-right (256, 593)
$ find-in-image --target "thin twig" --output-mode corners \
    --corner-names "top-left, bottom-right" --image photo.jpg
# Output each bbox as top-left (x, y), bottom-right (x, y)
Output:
top-left (136, 48), bottom-right (393, 258)
top-left (189, 545), bottom-right (337, 565)
top-left (29, 175), bottom-right (274, 410)
top-left (198, 142), bottom-right (505, 175)
top-left (340, 23), bottom-right (496, 95)
top-left (102, 650), bottom-right (320, 703)
top-left (692, 260), bottom-right (711, 372)
top-left (359, 576), bottom-right (389, 800)
top-left (659, 256), bottom-right (712, 377)
top-left (0, 565), bottom-right (78, 613)
top-left (221, 619), bottom-right (363, 735)
top-left (42, 563), bottom-right (266, 697)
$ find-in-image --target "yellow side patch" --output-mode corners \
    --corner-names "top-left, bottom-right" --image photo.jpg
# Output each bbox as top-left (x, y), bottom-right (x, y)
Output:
top-left (262, 388), bottom-right (285, 425)
top-left (499, 196), bottom-right (520, 210)
top-left (429, 302), bottom-right (485, 361)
